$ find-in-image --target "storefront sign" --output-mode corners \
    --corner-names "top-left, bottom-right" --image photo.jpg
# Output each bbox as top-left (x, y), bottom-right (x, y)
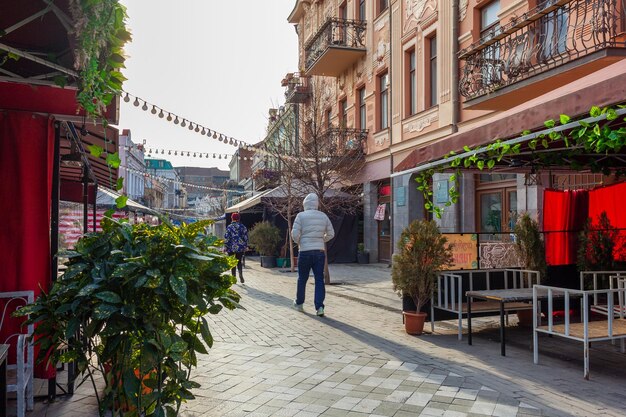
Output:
top-left (443, 233), bottom-right (478, 270)
top-left (374, 204), bottom-right (386, 221)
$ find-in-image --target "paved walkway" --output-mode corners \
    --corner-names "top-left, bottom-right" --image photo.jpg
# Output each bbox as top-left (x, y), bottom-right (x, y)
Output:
top-left (20, 261), bottom-right (626, 417)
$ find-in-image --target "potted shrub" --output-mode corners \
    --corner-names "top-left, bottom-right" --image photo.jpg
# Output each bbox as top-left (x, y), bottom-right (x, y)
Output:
top-left (277, 238), bottom-right (291, 268)
top-left (17, 217), bottom-right (239, 416)
top-left (513, 212), bottom-right (546, 326)
top-left (392, 220), bottom-right (453, 335)
top-left (356, 243), bottom-right (369, 264)
top-left (249, 221), bottom-right (282, 268)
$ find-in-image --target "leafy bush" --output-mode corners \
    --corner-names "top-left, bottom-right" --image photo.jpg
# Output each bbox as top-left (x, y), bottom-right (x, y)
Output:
top-left (513, 212), bottom-right (546, 279)
top-left (17, 218), bottom-right (239, 416)
top-left (391, 220), bottom-right (453, 312)
top-left (577, 211), bottom-right (622, 272)
top-left (248, 222), bottom-right (282, 256)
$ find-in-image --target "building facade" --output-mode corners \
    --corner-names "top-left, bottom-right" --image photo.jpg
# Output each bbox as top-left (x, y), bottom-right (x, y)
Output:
top-left (288, 0), bottom-right (626, 264)
top-left (118, 129), bottom-right (146, 203)
top-left (175, 166), bottom-right (230, 208)
top-left (145, 159), bottom-right (187, 209)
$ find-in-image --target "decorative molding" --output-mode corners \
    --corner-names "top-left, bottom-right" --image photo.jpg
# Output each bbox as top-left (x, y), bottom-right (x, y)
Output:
top-left (374, 130), bottom-right (389, 146)
top-left (459, 0), bottom-right (468, 21)
top-left (374, 15), bottom-right (389, 31)
top-left (458, 30), bottom-right (472, 45)
top-left (403, 110), bottom-right (439, 134)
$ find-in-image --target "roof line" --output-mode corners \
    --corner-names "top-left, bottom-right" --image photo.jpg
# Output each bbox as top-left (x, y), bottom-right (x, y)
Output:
top-left (391, 107), bottom-right (626, 178)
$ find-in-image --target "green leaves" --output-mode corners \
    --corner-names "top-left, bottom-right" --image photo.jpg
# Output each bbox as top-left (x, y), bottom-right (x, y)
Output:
top-left (559, 114), bottom-right (570, 125)
top-left (106, 152), bottom-right (121, 169)
top-left (115, 195), bottom-right (127, 209)
top-left (590, 106), bottom-right (602, 117)
top-left (88, 144), bottom-right (103, 158)
top-left (95, 291), bottom-right (122, 304)
top-left (169, 275), bottom-right (187, 302)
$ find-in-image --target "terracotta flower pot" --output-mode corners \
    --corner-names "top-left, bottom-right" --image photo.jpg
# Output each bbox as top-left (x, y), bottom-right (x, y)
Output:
top-left (403, 311), bottom-right (427, 335)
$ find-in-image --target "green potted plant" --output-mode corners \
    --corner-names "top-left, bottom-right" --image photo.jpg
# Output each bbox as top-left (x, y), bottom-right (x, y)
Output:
top-left (577, 211), bottom-right (621, 273)
top-left (357, 243), bottom-right (369, 264)
top-left (276, 234), bottom-right (291, 268)
top-left (392, 220), bottom-right (453, 335)
top-left (248, 221), bottom-right (282, 268)
top-left (17, 217), bottom-right (239, 417)
top-left (512, 212), bottom-right (546, 326)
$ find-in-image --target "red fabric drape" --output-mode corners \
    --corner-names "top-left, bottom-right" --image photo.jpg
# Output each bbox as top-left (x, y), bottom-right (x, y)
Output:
top-left (588, 182), bottom-right (626, 261)
top-left (543, 189), bottom-right (589, 265)
top-left (0, 111), bottom-right (55, 378)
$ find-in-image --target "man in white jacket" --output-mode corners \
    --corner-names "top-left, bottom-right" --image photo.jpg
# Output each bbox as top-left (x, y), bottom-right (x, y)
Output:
top-left (291, 193), bottom-right (335, 316)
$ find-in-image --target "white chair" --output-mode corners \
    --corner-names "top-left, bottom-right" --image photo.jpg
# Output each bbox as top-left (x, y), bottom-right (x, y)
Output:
top-left (0, 291), bottom-right (34, 417)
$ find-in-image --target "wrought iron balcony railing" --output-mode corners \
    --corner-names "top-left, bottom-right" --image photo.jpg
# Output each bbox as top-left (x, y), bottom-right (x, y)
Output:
top-left (319, 127), bottom-right (368, 157)
top-left (283, 73), bottom-right (311, 104)
top-left (459, 0), bottom-right (626, 102)
top-left (304, 18), bottom-right (366, 75)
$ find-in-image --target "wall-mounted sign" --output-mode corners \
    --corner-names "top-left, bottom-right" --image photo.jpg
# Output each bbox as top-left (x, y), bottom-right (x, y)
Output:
top-left (435, 179), bottom-right (449, 204)
top-left (442, 233), bottom-right (478, 270)
top-left (395, 185), bottom-right (406, 206)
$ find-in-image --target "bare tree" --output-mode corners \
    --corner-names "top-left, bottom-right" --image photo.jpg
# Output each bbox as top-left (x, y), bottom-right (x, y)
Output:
top-left (264, 77), bottom-right (367, 282)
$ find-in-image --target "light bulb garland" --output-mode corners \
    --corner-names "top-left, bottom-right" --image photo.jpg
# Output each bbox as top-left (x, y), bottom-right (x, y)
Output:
top-left (121, 164), bottom-right (250, 194)
top-left (120, 91), bottom-right (273, 157)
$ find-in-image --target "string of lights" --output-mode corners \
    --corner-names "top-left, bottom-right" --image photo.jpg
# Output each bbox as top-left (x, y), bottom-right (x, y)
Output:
top-left (120, 90), bottom-right (275, 157)
top-left (121, 164), bottom-right (251, 195)
top-left (121, 145), bottom-right (253, 161)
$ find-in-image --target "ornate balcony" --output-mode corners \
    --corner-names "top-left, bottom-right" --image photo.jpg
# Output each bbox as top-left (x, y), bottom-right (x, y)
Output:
top-left (459, 0), bottom-right (626, 110)
top-left (282, 73), bottom-right (311, 104)
top-left (319, 127), bottom-right (368, 157)
top-left (304, 18), bottom-right (366, 77)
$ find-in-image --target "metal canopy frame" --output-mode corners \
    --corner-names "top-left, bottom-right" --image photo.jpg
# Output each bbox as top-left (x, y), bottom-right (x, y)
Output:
top-left (0, 0), bottom-right (79, 87)
top-left (391, 107), bottom-right (626, 178)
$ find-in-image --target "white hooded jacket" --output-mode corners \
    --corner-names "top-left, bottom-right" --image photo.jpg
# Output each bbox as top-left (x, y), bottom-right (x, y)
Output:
top-left (291, 193), bottom-right (335, 252)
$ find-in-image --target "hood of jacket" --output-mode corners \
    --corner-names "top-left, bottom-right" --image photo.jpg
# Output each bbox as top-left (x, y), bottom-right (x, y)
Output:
top-left (303, 193), bottom-right (318, 211)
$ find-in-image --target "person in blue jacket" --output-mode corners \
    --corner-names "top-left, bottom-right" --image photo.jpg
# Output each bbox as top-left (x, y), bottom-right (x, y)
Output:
top-left (224, 212), bottom-right (248, 283)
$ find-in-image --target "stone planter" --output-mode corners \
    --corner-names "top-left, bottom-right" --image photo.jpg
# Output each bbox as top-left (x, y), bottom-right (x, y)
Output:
top-left (260, 255), bottom-right (277, 268)
top-left (357, 252), bottom-right (370, 264)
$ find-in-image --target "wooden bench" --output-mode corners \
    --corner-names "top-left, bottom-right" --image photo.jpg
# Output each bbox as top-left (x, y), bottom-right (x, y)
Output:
top-left (430, 269), bottom-right (540, 340)
top-left (533, 285), bottom-right (626, 380)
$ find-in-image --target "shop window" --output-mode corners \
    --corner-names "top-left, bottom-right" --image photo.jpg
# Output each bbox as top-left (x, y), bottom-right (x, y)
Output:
top-left (406, 48), bottom-right (417, 116)
top-left (477, 173), bottom-right (517, 242)
top-left (427, 36), bottom-right (437, 108)
top-left (358, 87), bottom-right (367, 130)
top-left (378, 72), bottom-right (389, 130)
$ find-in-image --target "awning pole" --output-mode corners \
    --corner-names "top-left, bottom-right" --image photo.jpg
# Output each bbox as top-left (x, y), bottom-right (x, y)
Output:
top-left (50, 121), bottom-right (60, 283)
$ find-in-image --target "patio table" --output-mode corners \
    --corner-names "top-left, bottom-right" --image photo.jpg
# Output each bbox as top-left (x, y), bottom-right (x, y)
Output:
top-left (466, 288), bottom-right (572, 356)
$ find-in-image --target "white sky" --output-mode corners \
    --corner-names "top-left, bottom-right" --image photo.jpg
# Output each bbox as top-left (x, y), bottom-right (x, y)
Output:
top-left (117, 1), bottom-right (298, 171)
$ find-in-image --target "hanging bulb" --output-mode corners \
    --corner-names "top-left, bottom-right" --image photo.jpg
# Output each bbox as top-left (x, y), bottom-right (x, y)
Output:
top-left (199, 153), bottom-right (202, 158)
top-left (188, 123), bottom-right (194, 131)
top-left (158, 109), bottom-right (164, 118)
top-left (167, 113), bottom-right (172, 122)
top-left (133, 97), bottom-right (140, 107)
top-left (181, 119), bottom-right (187, 127)
top-left (142, 102), bottom-right (148, 111)
top-left (219, 154), bottom-right (222, 159)
top-left (161, 149), bottom-right (165, 154)
top-left (238, 156), bottom-right (241, 160)
top-left (174, 116), bottom-right (179, 125)
top-left (229, 138), bottom-right (234, 145)
top-left (233, 140), bottom-right (238, 146)
top-left (213, 132), bottom-right (218, 139)
top-left (174, 151), bottom-right (178, 156)
top-left (218, 135), bottom-right (223, 142)
top-left (195, 125), bottom-right (200, 133)
top-left (201, 128), bottom-right (206, 135)
top-left (123, 93), bottom-right (130, 102)
top-left (151, 105), bottom-right (157, 114)
top-left (168, 150), bottom-right (171, 155)
top-left (187, 152), bottom-right (190, 156)
top-left (193, 153), bottom-right (196, 157)
top-left (213, 153), bottom-right (216, 158)
top-left (205, 153), bottom-right (210, 158)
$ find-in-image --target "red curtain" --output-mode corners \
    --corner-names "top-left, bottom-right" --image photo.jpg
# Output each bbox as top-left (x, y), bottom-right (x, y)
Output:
top-left (0, 111), bottom-right (55, 378)
top-left (588, 182), bottom-right (626, 261)
top-left (543, 189), bottom-right (589, 265)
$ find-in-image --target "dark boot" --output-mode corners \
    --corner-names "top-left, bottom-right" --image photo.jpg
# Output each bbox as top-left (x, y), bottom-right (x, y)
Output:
top-left (239, 273), bottom-right (245, 284)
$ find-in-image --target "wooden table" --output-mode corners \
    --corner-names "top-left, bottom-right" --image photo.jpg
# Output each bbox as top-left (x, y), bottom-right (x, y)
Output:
top-left (0, 344), bottom-right (8, 417)
top-left (467, 288), bottom-right (552, 356)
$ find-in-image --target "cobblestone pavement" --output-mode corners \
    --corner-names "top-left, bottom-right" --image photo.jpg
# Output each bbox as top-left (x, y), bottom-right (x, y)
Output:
top-left (23, 261), bottom-right (626, 417)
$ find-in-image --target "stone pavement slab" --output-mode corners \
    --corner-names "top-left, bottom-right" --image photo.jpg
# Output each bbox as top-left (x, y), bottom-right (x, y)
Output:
top-left (15, 261), bottom-right (626, 417)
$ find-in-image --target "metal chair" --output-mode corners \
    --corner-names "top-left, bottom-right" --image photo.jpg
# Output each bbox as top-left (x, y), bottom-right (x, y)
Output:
top-left (0, 291), bottom-right (34, 417)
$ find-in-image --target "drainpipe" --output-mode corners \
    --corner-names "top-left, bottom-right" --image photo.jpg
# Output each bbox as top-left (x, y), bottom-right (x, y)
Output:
top-left (389, 1), bottom-right (394, 263)
top-left (452, 0), bottom-right (462, 232)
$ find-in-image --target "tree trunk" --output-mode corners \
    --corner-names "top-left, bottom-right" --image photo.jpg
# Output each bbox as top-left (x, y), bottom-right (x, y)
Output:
top-left (287, 199), bottom-right (295, 273)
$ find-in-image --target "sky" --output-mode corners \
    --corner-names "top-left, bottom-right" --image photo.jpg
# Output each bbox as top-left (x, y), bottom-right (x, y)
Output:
top-left (117, 1), bottom-right (299, 172)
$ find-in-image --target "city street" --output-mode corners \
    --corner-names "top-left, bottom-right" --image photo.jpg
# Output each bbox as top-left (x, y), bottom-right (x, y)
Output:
top-left (25, 261), bottom-right (626, 417)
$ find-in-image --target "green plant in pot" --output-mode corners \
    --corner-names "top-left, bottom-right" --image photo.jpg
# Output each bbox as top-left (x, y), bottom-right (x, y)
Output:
top-left (248, 221), bottom-right (282, 268)
top-left (392, 220), bottom-right (453, 335)
top-left (512, 212), bottom-right (546, 326)
top-left (16, 217), bottom-right (239, 416)
top-left (357, 243), bottom-right (369, 264)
